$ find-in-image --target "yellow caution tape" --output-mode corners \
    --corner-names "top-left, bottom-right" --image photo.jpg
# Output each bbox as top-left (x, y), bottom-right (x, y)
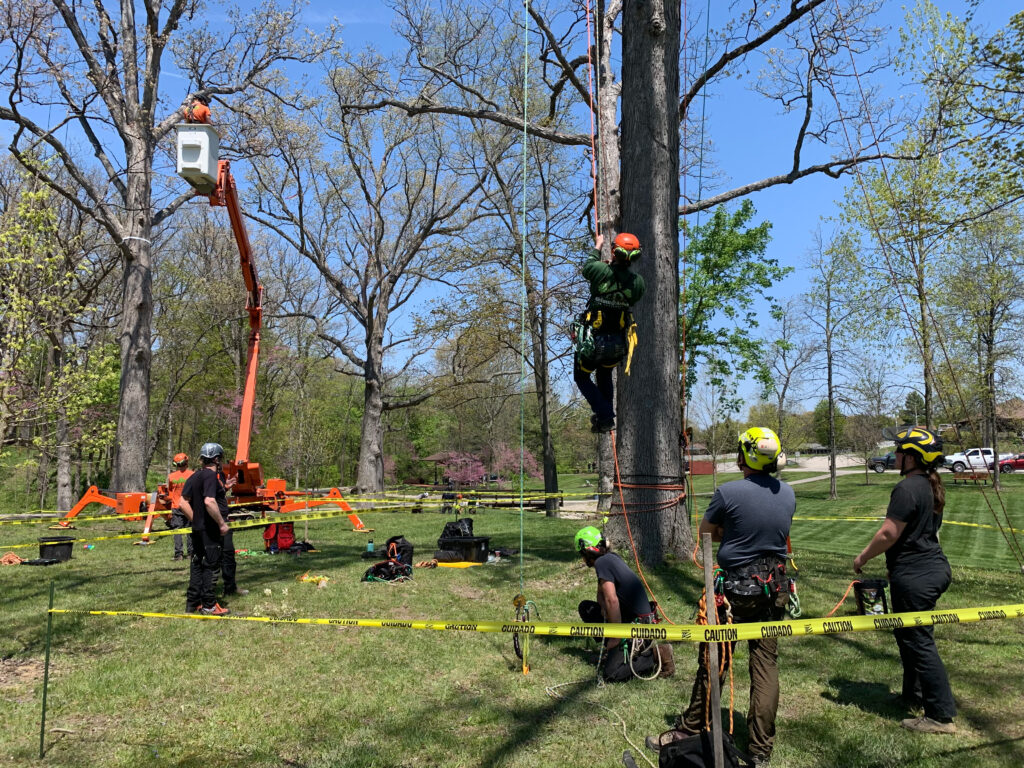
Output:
top-left (791, 516), bottom-right (1022, 534)
top-left (0, 490), bottom-right (607, 527)
top-left (48, 603), bottom-right (1024, 642)
top-left (0, 503), bottom-right (386, 550)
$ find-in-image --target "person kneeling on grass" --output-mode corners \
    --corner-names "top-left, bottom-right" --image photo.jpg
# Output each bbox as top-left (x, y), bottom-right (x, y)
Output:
top-left (575, 526), bottom-right (663, 682)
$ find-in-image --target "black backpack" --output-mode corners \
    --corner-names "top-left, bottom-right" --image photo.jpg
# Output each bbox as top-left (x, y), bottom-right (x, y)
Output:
top-left (441, 518), bottom-right (473, 539)
top-left (384, 535), bottom-right (414, 566)
top-left (658, 731), bottom-right (753, 768)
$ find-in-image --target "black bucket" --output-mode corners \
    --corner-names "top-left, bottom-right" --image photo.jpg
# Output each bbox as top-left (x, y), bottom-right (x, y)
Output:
top-left (854, 578), bottom-right (888, 615)
top-left (38, 536), bottom-right (74, 563)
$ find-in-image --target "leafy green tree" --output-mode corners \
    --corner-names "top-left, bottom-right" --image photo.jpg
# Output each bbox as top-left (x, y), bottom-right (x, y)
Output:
top-left (0, 0), bottom-right (339, 492)
top-left (812, 399), bottom-right (846, 449)
top-left (681, 200), bottom-right (790, 407)
top-left (899, 391), bottom-right (926, 426)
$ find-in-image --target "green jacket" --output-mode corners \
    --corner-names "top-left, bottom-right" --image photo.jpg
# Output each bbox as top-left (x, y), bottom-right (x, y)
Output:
top-left (582, 248), bottom-right (645, 310)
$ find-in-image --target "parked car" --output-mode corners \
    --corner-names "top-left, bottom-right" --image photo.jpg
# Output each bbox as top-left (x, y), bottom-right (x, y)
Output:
top-left (943, 447), bottom-right (1014, 473)
top-left (998, 454), bottom-right (1024, 473)
top-left (867, 452), bottom-right (898, 473)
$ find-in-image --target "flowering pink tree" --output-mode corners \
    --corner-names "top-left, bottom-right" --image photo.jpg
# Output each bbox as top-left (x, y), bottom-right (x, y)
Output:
top-left (440, 452), bottom-right (486, 486)
top-left (490, 442), bottom-right (542, 481)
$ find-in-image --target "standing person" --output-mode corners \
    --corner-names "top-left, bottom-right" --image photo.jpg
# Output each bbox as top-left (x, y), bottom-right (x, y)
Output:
top-left (854, 427), bottom-right (956, 734)
top-left (177, 442), bottom-right (231, 615)
top-left (217, 466), bottom-right (248, 600)
top-left (165, 453), bottom-right (194, 561)
top-left (661, 428), bottom-right (794, 766)
top-left (575, 526), bottom-right (658, 681)
top-left (573, 232), bottom-right (645, 433)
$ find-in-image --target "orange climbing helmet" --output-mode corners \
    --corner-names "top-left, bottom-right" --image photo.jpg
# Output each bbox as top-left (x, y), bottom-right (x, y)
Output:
top-left (613, 232), bottom-right (641, 263)
top-left (172, 453), bottom-right (189, 467)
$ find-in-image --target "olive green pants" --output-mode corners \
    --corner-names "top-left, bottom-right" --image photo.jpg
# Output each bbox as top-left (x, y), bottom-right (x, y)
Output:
top-left (680, 593), bottom-right (783, 759)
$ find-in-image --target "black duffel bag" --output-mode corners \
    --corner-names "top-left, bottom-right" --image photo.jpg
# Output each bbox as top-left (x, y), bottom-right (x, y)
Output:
top-left (384, 535), bottom-right (414, 565)
top-left (659, 731), bottom-right (753, 768)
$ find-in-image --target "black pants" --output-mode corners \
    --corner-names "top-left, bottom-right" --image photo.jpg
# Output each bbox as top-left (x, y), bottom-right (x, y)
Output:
top-left (578, 600), bottom-right (654, 682)
top-left (186, 530), bottom-right (223, 611)
top-left (169, 512), bottom-right (193, 557)
top-left (682, 592), bottom-right (784, 759)
top-left (221, 530), bottom-right (237, 595)
top-left (890, 561), bottom-right (956, 722)
top-left (574, 359), bottom-right (615, 421)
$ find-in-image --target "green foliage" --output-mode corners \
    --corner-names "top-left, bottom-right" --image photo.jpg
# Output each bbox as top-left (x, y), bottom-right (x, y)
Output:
top-left (0, 175), bottom-right (117, 465)
top-left (812, 398), bottom-right (846, 448)
top-left (681, 200), bottom-right (791, 413)
top-left (899, 391), bottom-right (926, 426)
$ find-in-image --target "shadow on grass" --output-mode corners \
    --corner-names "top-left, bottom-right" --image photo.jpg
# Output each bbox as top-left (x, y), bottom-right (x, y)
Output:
top-left (861, 737), bottom-right (1024, 768)
top-left (822, 676), bottom-right (908, 719)
top-left (474, 677), bottom-right (594, 768)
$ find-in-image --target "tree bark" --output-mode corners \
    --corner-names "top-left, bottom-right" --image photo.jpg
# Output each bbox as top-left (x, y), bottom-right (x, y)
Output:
top-left (528, 314), bottom-right (560, 516)
top-left (611, 0), bottom-right (685, 565)
top-left (112, 145), bottom-right (154, 492)
top-left (356, 330), bottom-right (387, 492)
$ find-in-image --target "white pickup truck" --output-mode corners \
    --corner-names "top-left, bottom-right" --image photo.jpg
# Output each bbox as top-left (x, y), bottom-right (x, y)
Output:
top-left (944, 447), bottom-right (1014, 473)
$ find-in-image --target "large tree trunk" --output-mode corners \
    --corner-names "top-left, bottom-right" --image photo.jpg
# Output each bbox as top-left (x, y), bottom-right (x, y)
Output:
top-left (356, 328), bottom-right (386, 492)
top-left (356, 378), bottom-right (385, 493)
top-left (610, 0), bottom-right (685, 565)
top-left (112, 149), bottom-right (154, 493)
top-left (530, 330), bottom-right (560, 517)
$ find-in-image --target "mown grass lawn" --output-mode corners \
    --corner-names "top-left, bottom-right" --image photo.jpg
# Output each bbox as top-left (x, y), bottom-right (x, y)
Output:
top-left (1, 474), bottom-right (1023, 767)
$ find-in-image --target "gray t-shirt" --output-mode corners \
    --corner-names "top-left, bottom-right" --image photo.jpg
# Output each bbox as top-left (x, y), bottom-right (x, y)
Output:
top-left (704, 473), bottom-right (795, 569)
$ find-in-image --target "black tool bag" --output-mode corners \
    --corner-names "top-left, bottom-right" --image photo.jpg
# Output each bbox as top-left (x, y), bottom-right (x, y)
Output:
top-left (722, 556), bottom-right (788, 599)
top-left (440, 518), bottom-right (473, 539)
top-left (659, 731), bottom-right (753, 768)
top-left (362, 560), bottom-right (412, 582)
top-left (384, 535), bottom-right (414, 566)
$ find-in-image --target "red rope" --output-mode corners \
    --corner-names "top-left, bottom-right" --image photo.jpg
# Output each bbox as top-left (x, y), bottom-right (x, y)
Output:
top-left (610, 431), bottom-right (678, 624)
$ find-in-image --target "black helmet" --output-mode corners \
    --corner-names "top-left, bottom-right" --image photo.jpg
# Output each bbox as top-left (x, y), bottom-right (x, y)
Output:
top-left (893, 427), bottom-right (943, 469)
top-left (199, 442), bottom-right (224, 462)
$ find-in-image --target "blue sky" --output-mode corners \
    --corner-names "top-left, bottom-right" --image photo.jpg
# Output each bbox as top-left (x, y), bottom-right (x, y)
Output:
top-left (329, 0), bottom-right (1013, 301)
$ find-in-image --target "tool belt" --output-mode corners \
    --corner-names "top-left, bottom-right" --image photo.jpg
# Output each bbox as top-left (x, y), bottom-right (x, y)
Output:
top-left (721, 556), bottom-right (787, 598)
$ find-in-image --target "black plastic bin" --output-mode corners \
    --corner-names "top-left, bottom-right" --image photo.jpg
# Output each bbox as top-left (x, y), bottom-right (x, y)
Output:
top-left (436, 536), bottom-right (490, 563)
top-left (38, 536), bottom-right (74, 563)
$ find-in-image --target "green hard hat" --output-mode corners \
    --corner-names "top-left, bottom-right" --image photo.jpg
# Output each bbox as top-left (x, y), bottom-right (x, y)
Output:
top-left (575, 526), bottom-right (603, 553)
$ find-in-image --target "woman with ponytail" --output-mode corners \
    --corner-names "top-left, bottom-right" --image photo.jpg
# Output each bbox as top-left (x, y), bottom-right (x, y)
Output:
top-left (854, 427), bottom-right (956, 733)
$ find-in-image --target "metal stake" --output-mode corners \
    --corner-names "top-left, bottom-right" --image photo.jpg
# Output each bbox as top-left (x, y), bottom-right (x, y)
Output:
top-left (39, 580), bottom-right (55, 759)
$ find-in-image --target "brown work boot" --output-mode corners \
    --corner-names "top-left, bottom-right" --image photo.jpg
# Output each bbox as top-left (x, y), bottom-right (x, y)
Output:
top-left (656, 644), bottom-right (675, 678)
top-left (901, 716), bottom-right (955, 734)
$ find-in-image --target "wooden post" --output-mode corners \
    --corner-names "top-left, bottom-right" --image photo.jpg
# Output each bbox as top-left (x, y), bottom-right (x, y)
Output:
top-left (702, 534), bottom-right (725, 768)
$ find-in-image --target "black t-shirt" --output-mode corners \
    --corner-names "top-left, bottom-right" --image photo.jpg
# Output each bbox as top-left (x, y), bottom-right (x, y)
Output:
top-left (593, 552), bottom-right (652, 623)
top-left (181, 467), bottom-right (228, 536)
top-left (884, 473), bottom-right (947, 573)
